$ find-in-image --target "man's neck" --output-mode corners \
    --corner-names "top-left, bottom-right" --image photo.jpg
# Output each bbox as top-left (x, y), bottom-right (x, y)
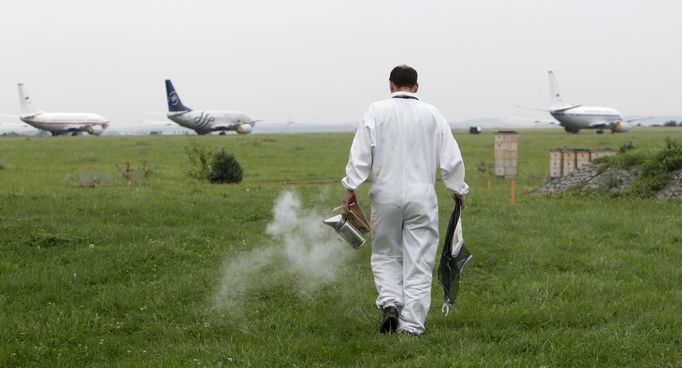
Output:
top-left (390, 84), bottom-right (419, 93)
top-left (389, 81), bottom-right (419, 93)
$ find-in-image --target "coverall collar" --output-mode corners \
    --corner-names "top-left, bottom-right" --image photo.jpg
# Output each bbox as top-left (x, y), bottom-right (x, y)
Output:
top-left (391, 91), bottom-right (419, 100)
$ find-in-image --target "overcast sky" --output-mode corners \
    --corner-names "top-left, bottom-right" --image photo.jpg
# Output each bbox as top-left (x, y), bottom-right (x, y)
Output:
top-left (1, 0), bottom-right (681, 126)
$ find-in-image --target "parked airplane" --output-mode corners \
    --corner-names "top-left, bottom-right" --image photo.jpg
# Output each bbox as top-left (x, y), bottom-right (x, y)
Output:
top-left (17, 83), bottom-right (109, 136)
top-left (519, 71), bottom-right (635, 134)
top-left (164, 79), bottom-right (259, 135)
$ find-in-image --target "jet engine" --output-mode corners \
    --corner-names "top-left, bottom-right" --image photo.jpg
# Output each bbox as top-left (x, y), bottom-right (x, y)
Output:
top-left (610, 121), bottom-right (631, 133)
top-left (86, 125), bottom-right (105, 136)
top-left (235, 124), bottom-right (253, 134)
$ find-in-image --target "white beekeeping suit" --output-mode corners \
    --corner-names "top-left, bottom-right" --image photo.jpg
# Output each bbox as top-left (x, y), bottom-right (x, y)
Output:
top-left (342, 90), bottom-right (468, 335)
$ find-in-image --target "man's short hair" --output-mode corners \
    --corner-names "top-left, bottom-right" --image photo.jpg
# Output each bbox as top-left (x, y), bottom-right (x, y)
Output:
top-left (389, 65), bottom-right (418, 87)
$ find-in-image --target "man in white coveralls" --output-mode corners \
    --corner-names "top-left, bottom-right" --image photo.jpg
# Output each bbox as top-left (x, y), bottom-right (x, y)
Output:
top-left (341, 65), bottom-right (468, 335)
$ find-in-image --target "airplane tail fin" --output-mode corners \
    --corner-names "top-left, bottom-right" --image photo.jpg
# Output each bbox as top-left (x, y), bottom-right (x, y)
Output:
top-left (548, 71), bottom-right (570, 110)
top-left (165, 79), bottom-right (191, 112)
top-left (17, 83), bottom-right (42, 117)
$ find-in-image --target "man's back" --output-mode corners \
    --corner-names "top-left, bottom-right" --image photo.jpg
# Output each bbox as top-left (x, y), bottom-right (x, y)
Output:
top-left (353, 91), bottom-right (466, 206)
top-left (369, 93), bottom-right (446, 195)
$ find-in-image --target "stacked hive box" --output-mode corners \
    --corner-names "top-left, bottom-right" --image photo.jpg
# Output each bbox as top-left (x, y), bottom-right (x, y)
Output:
top-left (494, 131), bottom-right (518, 178)
top-left (591, 148), bottom-right (617, 160)
top-left (549, 149), bottom-right (563, 178)
top-left (576, 149), bottom-right (591, 169)
top-left (549, 148), bottom-right (616, 178)
top-left (562, 150), bottom-right (576, 175)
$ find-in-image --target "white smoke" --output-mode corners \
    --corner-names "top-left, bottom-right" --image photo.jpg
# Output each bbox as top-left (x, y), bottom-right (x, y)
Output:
top-left (213, 190), bottom-right (355, 317)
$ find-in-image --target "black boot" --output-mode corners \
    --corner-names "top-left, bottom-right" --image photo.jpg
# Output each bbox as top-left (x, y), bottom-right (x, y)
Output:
top-left (380, 306), bottom-right (399, 334)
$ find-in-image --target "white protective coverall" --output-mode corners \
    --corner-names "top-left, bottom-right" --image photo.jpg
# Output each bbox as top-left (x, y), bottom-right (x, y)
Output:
top-left (342, 91), bottom-right (468, 334)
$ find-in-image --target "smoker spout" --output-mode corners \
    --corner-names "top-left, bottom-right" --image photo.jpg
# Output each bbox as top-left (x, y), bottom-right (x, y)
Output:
top-left (323, 214), bottom-right (344, 230)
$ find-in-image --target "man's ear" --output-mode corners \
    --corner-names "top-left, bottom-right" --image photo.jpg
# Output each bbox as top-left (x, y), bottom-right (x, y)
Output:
top-left (412, 83), bottom-right (419, 93)
top-left (389, 81), bottom-right (397, 92)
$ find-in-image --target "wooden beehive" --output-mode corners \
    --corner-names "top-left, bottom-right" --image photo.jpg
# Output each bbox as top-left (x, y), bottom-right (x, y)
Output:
top-left (494, 131), bottom-right (519, 178)
top-left (562, 149), bottom-right (576, 175)
top-left (591, 148), bottom-right (616, 160)
top-left (549, 148), bottom-right (617, 178)
top-left (576, 149), bottom-right (591, 169)
top-left (549, 149), bottom-right (563, 178)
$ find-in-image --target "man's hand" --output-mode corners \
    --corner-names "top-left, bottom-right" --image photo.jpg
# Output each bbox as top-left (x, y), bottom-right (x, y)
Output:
top-left (342, 189), bottom-right (356, 215)
top-left (453, 193), bottom-right (466, 209)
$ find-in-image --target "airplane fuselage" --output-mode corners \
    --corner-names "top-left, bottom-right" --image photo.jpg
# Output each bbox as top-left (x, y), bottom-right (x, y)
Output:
top-left (166, 110), bottom-right (254, 135)
top-left (20, 112), bottom-right (109, 135)
top-left (550, 106), bottom-right (622, 130)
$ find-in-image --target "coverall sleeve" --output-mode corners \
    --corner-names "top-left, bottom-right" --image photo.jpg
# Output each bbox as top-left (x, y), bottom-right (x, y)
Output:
top-left (439, 116), bottom-right (469, 196)
top-left (341, 106), bottom-right (375, 191)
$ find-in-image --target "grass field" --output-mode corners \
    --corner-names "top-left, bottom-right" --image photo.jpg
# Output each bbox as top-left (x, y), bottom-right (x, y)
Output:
top-left (1, 128), bottom-right (681, 367)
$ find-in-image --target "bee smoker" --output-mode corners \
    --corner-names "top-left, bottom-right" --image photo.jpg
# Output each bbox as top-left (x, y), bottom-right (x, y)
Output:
top-left (323, 204), bottom-right (371, 249)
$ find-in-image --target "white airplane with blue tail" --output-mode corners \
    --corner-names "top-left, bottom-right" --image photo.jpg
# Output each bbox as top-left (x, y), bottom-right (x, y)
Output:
top-left (164, 79), bottom-right (259, 135)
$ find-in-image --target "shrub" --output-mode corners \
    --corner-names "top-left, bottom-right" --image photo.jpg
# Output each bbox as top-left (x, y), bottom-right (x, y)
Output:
top-left (618, 141), bottom-right (635, 153)
top-left (115, 162), bottom-right (151, 185)
top-left (594, 151), bottom-right (646, 171)
top-left (631, 138), bottom-right (682, 196)
top-left (185, 142), bottom-right (213, 180)
top-left (208, 150), bottom-right (243, 184)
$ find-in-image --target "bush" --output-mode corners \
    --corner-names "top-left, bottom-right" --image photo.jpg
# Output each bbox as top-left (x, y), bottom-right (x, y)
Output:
top-left (208, 150), bottom-right (243, 184)
top-left (594, 151), bottom-right (646, 171)
top-left (185, 142), bottom-right (213, 180)
top-left (618, 141), bottom-right (635, 153)
top-left (116, 162), bottom-right (151, 185)
top-left (631, 138), bottom-right (682, 196)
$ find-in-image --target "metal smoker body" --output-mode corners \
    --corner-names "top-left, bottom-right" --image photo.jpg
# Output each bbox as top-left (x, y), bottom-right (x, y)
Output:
top-left (323, 204), bottom-right (370, 249)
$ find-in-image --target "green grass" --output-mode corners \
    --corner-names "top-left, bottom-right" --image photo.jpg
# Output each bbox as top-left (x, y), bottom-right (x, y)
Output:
top-left (1, 128), bottom-right (681, 367)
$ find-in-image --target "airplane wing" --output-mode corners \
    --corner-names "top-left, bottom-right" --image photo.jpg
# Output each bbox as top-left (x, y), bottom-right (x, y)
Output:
top-left (587, 121), bottom-right (610, 129)
top-left (514, 105), bottom-right (550, 112)
top-left (515, 104), bottom-right (582, 113)
top-left (211, 123), bottom-right (240, 131)
top-left (61, 125), bottom-right (90, 132)
top-left (505, 116), bottom-right (557, 125)
top-left (588, 120), bottom-right (633, 133)
top-left (212, 120), bottom-right (261, 130)
top-left (591, 116), bottom-right (642, 128)
top-left (551, 105), bottom-right (583, 113)
top-left (625, 116), bottom-right (653, 123)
